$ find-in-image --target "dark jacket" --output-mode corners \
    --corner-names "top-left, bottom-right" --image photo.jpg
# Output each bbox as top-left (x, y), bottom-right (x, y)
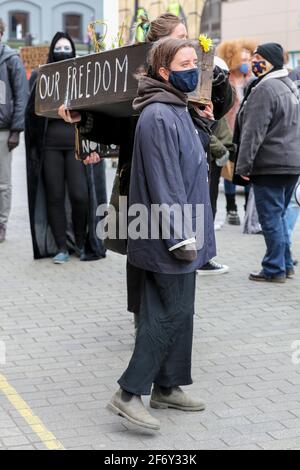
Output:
top-left (236, 70), bottom-right (300, 176)
top-left (127, 77), bottom-right (216, 274)
top-left (25, 32), bottom-right (107, 260)
top-left (0, 43), bottom-right (28, 131)
top-left (289, 66), bottom-right (300, 82)
top-left (212, 68), bottom-right (235, 121)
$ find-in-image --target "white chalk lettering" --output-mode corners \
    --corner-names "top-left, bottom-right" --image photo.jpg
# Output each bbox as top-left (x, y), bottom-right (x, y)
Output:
top-left (94, 62), bottom-right (102, 96)
top-left (82, 139), bottom-right (101, 154)
top-left (86, 61), bottom-right (92, 98)
top-left (71, 66), bottom-right (78, 100)
top-left (40, 54), bottom-right (131, 103)
top-left (114, 55), bottom-right (128, 93)
top-left (54, 72), bottom-right (60, 101)
top-left (39, 74), bottom-right (48, 100)
top-left (39, 73), bottom-right (61, 101)
top-left (78, 65), bottom-right (84, 99)
top-left (103, 61), bottom-right (112, 92)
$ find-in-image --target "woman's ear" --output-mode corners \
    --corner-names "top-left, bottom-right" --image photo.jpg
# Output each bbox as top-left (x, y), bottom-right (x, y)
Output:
top-left (158, 67), bottom-right (170, 82)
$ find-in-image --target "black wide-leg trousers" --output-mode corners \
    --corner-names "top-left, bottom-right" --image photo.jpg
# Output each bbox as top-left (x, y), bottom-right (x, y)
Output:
top-left (119, 270), bottom-right (196, 396)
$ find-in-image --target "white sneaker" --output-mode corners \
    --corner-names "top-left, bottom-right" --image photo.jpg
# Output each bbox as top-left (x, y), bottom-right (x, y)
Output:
top-left (197, 260), bottom-right (230, 276)
top-left (214, 223), bottom-right (223, 231)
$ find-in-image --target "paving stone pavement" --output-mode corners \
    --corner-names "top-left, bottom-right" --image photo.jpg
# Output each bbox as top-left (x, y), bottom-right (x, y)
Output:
top-left (0, 140), bottom-right (300, 450)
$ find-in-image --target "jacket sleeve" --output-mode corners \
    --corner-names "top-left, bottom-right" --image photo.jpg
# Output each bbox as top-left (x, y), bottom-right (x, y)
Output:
top-left (212, 76), bottom-right (235, 120)
top-left (236, 85), bottom-right (275, 176)
top-left (8, 55), bottom-right (29, 132)
top-left (138, 109), bottom-right (195, 252)
top-left (210, 135), bottom-right (228, 160)
top-left (211, 118), bottom-right (236, 160)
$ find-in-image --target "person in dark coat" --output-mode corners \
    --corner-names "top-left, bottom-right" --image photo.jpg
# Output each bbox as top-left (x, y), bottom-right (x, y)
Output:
top-left (106, 38), bottom-right (216, 431)
top-left (289, 66), bottom-right (300, 82)
top-left (235, 43), bottom-right (300, 283)
top-left (0, 18), bottom-right (28, 243)
top-left (25, 32), bottom-right (107, 263)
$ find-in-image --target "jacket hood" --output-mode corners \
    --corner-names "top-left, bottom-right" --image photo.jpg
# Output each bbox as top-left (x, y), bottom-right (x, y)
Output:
top-left (133, 76), bottom-right (188, 112)
top-left (47, 32), bottom-right (76, 64)
top-left (0, 44), bottom-right (18, 65)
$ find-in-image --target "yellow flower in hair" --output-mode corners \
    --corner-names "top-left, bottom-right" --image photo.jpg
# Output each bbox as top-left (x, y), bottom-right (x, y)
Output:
top-left (199, 34), bottom-right (213, 53)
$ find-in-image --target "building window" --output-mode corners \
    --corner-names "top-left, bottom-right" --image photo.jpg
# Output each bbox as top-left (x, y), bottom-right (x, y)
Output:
top-left (64, 14), bottom-right (82, 42)
top-left (200, 0), bottom-right (221, 44)
top-left (9, 11), bottom-right (29, 40)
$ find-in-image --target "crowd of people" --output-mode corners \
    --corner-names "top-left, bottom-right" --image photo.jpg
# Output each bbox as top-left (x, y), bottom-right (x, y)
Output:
top-left (1, 12), bottom-right (300, 431)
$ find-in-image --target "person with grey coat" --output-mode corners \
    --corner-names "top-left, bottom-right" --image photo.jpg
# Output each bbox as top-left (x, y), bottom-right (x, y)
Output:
top-left (235, 43), bottom-right (300, 283)
top-left (0, 19), bottom-right (28, 242)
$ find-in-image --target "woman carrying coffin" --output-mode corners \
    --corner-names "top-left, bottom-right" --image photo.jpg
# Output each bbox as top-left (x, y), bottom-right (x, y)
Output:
top-left (107, 38), bottom-right (216, 430)
top-left (59, 13), bottom-right (233, 316)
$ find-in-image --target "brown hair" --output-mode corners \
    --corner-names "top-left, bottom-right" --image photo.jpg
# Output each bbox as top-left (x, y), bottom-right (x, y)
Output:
top-left (217, 39), bottom-right (258, 71)
top-left (149, 38), bottom-right (196, 79)
top-left (146, 13), bottom-right (182, 43)
top-left (0, 18), bottom-right (5, 35)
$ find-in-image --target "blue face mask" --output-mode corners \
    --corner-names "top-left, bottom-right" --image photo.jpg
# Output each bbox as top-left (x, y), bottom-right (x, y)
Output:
top-left (239, 63), bottom-right (250, 75)
top-left (169, 68), bottom-right (199, 93)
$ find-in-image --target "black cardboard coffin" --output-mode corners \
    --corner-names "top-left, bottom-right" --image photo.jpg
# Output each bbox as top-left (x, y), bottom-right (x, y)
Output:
top-left (35, 42), bottom-right (214, 119)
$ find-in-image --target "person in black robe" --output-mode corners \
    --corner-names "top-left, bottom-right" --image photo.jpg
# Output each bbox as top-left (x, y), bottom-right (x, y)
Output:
top-left (25, 32), bottom-right (107, 263)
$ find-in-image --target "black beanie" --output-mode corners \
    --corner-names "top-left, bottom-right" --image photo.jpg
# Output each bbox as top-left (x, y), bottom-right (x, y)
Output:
top-left (256, 43), bottom-right (284, 70)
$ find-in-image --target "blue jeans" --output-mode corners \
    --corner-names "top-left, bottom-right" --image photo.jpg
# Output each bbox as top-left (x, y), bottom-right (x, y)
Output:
top-left (253, 183), bottom-right (296, 278)
top-left (285, 179), bottom-right (300, 246)
top-left (224, 180), bottom-right (250, 196)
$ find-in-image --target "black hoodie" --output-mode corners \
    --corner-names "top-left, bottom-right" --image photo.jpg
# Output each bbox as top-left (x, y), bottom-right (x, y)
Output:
top-left (25, 32), bottom-right (107, 261)
top-left (47, 31), bottom-right (76, 64)
top-left (43, 32), bottom-right (77, 149)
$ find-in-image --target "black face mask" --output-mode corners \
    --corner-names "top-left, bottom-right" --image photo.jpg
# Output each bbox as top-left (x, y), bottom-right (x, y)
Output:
top-left (53, 51), bottom-right (74, 62)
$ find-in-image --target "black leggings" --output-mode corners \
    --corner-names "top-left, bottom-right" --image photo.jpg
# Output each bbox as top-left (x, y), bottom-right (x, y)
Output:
top-left (43, 149), bottom-right (89, 252)
top-left (209, 159), bottom-right (223, 221)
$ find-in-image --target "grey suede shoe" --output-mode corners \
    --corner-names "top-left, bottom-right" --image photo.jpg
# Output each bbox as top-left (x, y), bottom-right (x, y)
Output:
top-left (150, 386), bottom-right (206, 412)
top-left (107, 389), bottom-right (161, 431)
top-left (0, 224), bottom-right (6, 243)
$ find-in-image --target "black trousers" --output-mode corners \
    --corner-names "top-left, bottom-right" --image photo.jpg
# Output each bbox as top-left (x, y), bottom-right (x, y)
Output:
top-left (119, 271), bottom-right (196, 396)
top-left (127, 261), bottom-right (144, 315)
top-left (43, 149), bottom-right (89, 251)
top-left (209, 159), bottom-right (222, 221)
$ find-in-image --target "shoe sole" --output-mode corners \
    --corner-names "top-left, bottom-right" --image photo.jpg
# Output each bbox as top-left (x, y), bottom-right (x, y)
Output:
top-left (227, 221), bottom-right (241, 226)
top-left (197, 268), bottom-right (230, 276)
top-left (53, 258), bottom-right (70, 265)
top-left (107, 402), bottom-right (160, 431)
top-left (249, 276), bottom-right (286, 284)
top-left (150, 400), bottom-right (206, 412)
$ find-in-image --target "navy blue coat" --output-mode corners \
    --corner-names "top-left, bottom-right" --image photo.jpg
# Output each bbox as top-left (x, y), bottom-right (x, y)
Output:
top-left (128, 94), bottom-right (216, 275)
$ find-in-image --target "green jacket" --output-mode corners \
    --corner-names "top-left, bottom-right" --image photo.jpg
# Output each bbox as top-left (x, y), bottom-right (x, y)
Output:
top-left (210, 117), bottom-right (236, 162)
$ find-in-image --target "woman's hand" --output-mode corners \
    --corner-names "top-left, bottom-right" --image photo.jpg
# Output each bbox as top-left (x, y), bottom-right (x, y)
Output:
top-left (83, 152), bottom-right (101, 165)
top-left (58, 105), bottom-right (82, 124)
top-left (193, 103), bottom-right (215, 121)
